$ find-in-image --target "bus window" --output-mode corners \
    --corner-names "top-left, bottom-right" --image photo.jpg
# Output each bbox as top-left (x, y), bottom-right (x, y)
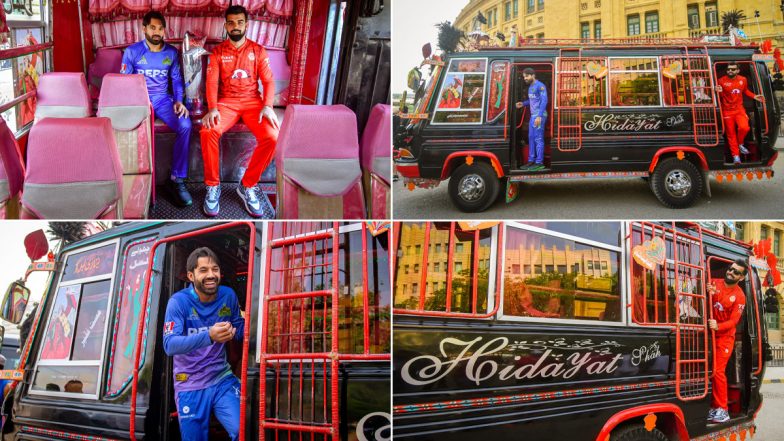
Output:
top-left (502, 223), bottom-right (622, 322)
top-left (31, 241), bottom-right (119, 398)
top-left (609, 57), bottom-right (661, 106)
top-left (432, 58), bottom-right (487, 124)
top-left (394, 222), bottom-right (492, 314)
top-left (661, 57), bottom-right (714, 106)
top-left (557, 58), bottom-right (608, 107)
top-left (486, 60), bottom-right (509, 124)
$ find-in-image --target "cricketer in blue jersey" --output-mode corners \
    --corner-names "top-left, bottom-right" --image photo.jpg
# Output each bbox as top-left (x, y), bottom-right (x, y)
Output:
top-left (163, 247), bottom-right (244, 441)
top-left (515, 68), bottom-right (548, 171)
top-left (121, 11), bottom-right (193, 207)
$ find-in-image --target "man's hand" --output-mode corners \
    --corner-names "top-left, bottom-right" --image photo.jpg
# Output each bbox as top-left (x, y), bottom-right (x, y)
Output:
top-left (260, 106), bottom-right (280, 130)
top-left (174, 101), bottom-right (189, 119)
top-left (715, 85), bottom-right (723, 93)
top-left (754, 94), bottom-right (765, 103)
top-left (515, 101), bottom-right (524, 109)
top-left (202, 108), bottom-right (221, 130)
top-left (534, 117), bottom-right (542, 128)
top-left (708, 319), bottom-right (718, 331)
top-left (209, 321), bottom-right (235, 343)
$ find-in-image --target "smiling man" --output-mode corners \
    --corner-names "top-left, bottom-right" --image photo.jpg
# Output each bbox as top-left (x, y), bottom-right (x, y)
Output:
top-left (163, 247), bottom-right (244, 441)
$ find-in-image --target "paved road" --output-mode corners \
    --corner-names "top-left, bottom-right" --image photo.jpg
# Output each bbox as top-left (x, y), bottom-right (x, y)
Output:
top-left (394, 139), bottom-right (784, 220)
top-left (755, 381), bottom-right (784, 441)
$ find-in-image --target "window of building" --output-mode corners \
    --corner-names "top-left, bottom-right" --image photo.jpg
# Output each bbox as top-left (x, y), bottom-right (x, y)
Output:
top-left (594, 20), bottom-right (601, 39)
top-left (32, 242), bottom-right (119, 398)
top-left (513, 0), bottom-right (519, 17)
top-left (502, 223), bottom-right (622, 322)
top-left (627, 14), bottom-right (640, 36)
top-left (761, 226), bottom-right (769, 241)
top-left (645, 11), bottom-right (659, 33)
top-left (766, 312), bottom-right (780, 330)
top-left (687, 4), bottom-right (700, 29)
top-left (414, 263), bottom-right (419, 273)
top-left (774, 230), bottom-right (782, 257)
top-left (609, 57), bottom-right (661, 106)
top-left (434, 262), bottom-right (440, 272)
top-left (505, 1), bottom-right (511, 20)
top-left (705, 2), bottom-right (718, 27)
top-left (432, 58), bottom-right (488, 125)
top-left (537, 0), bottom-right (544, 11)
top-left (581, 22), bottom-right (590, 40)
top-left (527, 0), bottom-right (535, 14)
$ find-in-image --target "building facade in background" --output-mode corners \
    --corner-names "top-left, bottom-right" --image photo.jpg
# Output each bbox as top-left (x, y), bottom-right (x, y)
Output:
top-left (455, 0), bottom-right (783, 45)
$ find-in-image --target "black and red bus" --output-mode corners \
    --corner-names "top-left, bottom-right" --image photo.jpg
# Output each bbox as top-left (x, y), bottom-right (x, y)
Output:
top-left (395, 38), bottom-right (780, 212)
top-left (392, 221), bottom-right (773, 440)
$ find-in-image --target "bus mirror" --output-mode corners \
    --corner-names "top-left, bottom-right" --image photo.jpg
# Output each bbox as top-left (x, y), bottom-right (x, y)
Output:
top-left (422, 43), bottom-right (432, 59)
top-left (0, 280), bottom-right (30, 325)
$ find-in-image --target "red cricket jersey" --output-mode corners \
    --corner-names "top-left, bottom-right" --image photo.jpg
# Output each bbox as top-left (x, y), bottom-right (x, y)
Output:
top-left (710, 278), bottom-right (746, 339)
top-left (205, 38), bottom-right (275, 109)
top-left (717, 75), bottom-right (756, 113)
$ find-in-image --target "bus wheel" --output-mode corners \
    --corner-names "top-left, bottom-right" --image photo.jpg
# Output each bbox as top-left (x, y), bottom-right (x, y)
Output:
top-left (448, 162), bottom-right (500, 212)
top-left (611, 424), bottom-right (669, 441)
top-left (650, 157), bottom-right (702, 208)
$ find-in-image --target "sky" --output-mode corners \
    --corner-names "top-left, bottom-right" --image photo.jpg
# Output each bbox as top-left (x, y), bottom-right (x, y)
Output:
top-left (0, 221), bottom-right (54, 336)
top-left (392, 0), bottom-right (470, 96)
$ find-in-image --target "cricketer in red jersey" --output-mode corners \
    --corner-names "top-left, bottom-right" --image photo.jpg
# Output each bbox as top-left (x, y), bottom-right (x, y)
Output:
top-left (715, 63), bottom-right (764, 164)
top-left (200, 5), bottom-right (280, 218)
top-left (706, 259), bottom-right (748, 423)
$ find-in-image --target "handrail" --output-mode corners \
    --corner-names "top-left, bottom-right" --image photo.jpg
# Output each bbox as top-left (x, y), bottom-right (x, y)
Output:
top-left (0, 91), bottom-right (35, 116)
top-left (0, 42), bottom-right (53, 61)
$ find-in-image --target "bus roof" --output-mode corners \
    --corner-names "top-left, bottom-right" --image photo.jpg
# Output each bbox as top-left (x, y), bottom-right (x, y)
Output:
top-left (471, 37), bottom-right (759, 50)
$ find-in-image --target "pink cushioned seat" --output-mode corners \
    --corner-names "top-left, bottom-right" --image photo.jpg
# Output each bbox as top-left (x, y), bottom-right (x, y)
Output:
top-left (34, 72), bottom-right (91, 121)
top-left (88, 48), bottom-right (123, 100)
top-left (22, 118), bottom-right (123, 219)
top-left (360, 104), bottom-right (391, 219)
top-left (0, 119), bottom-right (25, 218)
top-left (97, 73), bottom-right (153, 218)
top-left (275, 104), bottom-right (366, 219)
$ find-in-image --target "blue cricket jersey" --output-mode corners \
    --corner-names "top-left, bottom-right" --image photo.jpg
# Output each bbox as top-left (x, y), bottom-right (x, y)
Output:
top-left (163, 284), bottom-right (244, 392)
top-left (523, 79), bottom-right (548, 119)
top-left (121, 40), bottom-right (185, 102)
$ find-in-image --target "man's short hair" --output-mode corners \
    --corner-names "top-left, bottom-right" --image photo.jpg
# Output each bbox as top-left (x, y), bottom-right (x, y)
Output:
top-left (727, 62), bottom-right (739, 69)
top-left (225, 5), bottom-right (249, 21)
top-left (143, 11), bottom-right (166, 28)
top-left (733, 258), bottom-right (748, 275)
top-left (187, 247), bottom-right (221, 273)
top-left (522, 67), bottom-right (536, 76)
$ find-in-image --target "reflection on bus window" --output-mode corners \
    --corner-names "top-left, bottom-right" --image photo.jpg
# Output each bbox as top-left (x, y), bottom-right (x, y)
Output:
top-left (394, 222), bottom-right (491, 314)
top-left (610, 57), bottom-right (661, 107)
top-left (661, 58), bottom-right (714, 106)
top-left (503, 226), bottom-right (621, 322)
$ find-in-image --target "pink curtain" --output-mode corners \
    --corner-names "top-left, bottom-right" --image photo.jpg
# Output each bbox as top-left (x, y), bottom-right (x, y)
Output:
top-left (89, 0), bottom-right (292, 16)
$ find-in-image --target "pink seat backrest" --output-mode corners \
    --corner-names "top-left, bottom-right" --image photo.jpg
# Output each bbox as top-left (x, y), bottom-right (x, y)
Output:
top-left (97, 73), bottom-right (151, 131)
top-left (0, 119), bottom-right (25, 203)
top-left (266, 47), bottom-right (290, 106)
top-left (360, 104), bottom-right (391, 185)
top-left (23, 118), bottom-right (124, 219)
top-left (88, 48), bottom-right (123, 99)
top-left (35, 72), bottom-right (91, 120)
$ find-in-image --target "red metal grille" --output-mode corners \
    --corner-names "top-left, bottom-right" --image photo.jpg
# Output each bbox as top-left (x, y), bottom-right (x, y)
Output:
top-left (629, 222), bottom-right (709, 401)
top-left (556, 56), bottom-right (583, 152)
top-left (660, 52), bottom-right (719, 146)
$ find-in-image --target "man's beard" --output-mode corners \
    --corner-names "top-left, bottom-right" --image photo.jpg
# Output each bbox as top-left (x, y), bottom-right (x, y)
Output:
top-left (724, 274), bottom-right (738, 285)
top-left (145, 35), bottom-right (163, 46)
top-left (195, 276), bottom-right (220, 296)
top-left (229, 30), bottom-right (245, 42)
top-left (727, 72), bottom-right (737, 78)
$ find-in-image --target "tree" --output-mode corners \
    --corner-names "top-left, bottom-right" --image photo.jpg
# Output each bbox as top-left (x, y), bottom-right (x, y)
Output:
top-left (435, 21), bottom-right (466, 54)
top-left (47, 222), bottom-right (88, 253)
top-left (721, 9), bottom-right (747, 34)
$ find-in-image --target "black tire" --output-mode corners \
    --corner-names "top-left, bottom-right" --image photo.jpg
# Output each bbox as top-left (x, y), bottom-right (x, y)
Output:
top-left (650, 157), bottom-right (703, 208)
top-left (448, 162), bottom-right (500, 212)
top-left (611, 424), bottom-right (669, 441)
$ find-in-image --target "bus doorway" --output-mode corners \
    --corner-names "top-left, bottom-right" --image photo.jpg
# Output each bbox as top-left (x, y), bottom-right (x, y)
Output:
top-left (511, 63), bottom-right (553, 170)
top-left (155, 224), bottom-right (254, 441)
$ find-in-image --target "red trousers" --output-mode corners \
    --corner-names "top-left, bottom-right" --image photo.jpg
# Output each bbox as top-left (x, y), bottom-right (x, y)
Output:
top-left (200, 98), bottom-right (278, 187)
top-left (711, 336), bottom-right (734, 409)
top-left (722, 110), bottom-right (749, 157)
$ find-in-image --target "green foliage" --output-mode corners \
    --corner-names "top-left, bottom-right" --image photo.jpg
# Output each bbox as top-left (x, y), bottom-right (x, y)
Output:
top-left (435, 21), bottom-right (466, 54)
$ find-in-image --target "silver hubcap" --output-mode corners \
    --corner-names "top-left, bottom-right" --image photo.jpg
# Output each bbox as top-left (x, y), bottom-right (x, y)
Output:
top-left (664, 170), bottom-right (692, 198)
top-left (458, 174), bottom-right (486, 202)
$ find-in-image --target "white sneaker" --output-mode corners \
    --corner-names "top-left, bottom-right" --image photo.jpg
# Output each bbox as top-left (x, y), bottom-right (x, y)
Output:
top-left (237, 185), bottom-right (264, 218)
top-left (203, 185), bottom-right (221, 217)
top-left (707, 408), bottom-right (718, 421)
top-left (732, 155), bottom-right (742, 165)
top-left (711, 408), bottom-right (730, 423)
top-left (739, 145), bottom-right (750, 155)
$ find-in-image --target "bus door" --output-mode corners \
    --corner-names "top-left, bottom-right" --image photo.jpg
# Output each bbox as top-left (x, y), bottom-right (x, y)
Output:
top-left (129, 222), bottom-right (257, 441)
top-left (713, 61), bottom-right (769, 163)
top-left (512, 62), bottom-right (553, 168)
top-left (629, 222), bottom-right (709, 401)
top-left (258, 222), bottom-right (390, 440)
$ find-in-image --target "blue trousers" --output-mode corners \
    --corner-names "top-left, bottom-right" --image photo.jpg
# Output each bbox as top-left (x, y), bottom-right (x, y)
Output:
top-left (151, 94), bottom-right (191, 179)
top-left (527, 116), bottom-right (547, 164)
top-left (175, 375), bottom-right (240, 441)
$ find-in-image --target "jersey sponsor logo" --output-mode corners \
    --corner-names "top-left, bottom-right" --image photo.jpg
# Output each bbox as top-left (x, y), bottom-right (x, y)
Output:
top-left (175, 373), bottom-right (189, 382)
top-left (138, 55), bottom-right (147, 65)
top-left (189, 307), bottom-right (199, 320)
top-left (137, 69), bottom-right (169, 78)
top-left (218, 304), bottom-right (231, 317)
top-left (221, 55), bottom-right (234, 63)
top-left (248, 51), bottom-right (255, 61)
top-left (163, 321), bottom-right (175, 335)
top-left (162, 56), bottom-right (172, 66)
top-left (231, 69), bottom-right (249, 79)
top-left (187, 326), bottom-right (210, 336)
top-left (182, 405), bottom-right (190, 414)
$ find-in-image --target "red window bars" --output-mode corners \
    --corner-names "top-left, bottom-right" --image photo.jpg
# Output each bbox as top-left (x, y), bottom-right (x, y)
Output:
top-left (661, 51), bottom-right (719, 146)
top-left (556, 51), bottom-right (607, 152)
top-left (629, 221), bottom-right (709, 401)
top-left (393, 222), bottom-right (503, 318)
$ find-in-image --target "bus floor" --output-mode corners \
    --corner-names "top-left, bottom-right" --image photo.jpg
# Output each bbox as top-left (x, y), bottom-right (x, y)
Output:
top-left (149, 182), bottom-right (277, 219)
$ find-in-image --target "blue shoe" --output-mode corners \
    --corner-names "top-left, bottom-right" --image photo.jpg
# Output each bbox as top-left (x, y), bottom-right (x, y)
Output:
top-left (710, 408), bottom-right (730, 423)
top-left (203, 185), bottom-right (221, 217)
top-left (237, 185), bottom-right (265, 218)
top-left (167, 177), bottom-right (193, 207)
top-left (707, 408), bottom-right (718, 421)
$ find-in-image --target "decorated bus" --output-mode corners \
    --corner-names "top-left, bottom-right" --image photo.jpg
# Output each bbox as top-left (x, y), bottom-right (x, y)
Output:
top-left (0, 221), bottom-right (391, 440)
top-left (0, 0), bottom-right (390, 220)
top-left (392, 221), bottom-right (774, 440)
top-left (395, 38), bottom-right (780, 212)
